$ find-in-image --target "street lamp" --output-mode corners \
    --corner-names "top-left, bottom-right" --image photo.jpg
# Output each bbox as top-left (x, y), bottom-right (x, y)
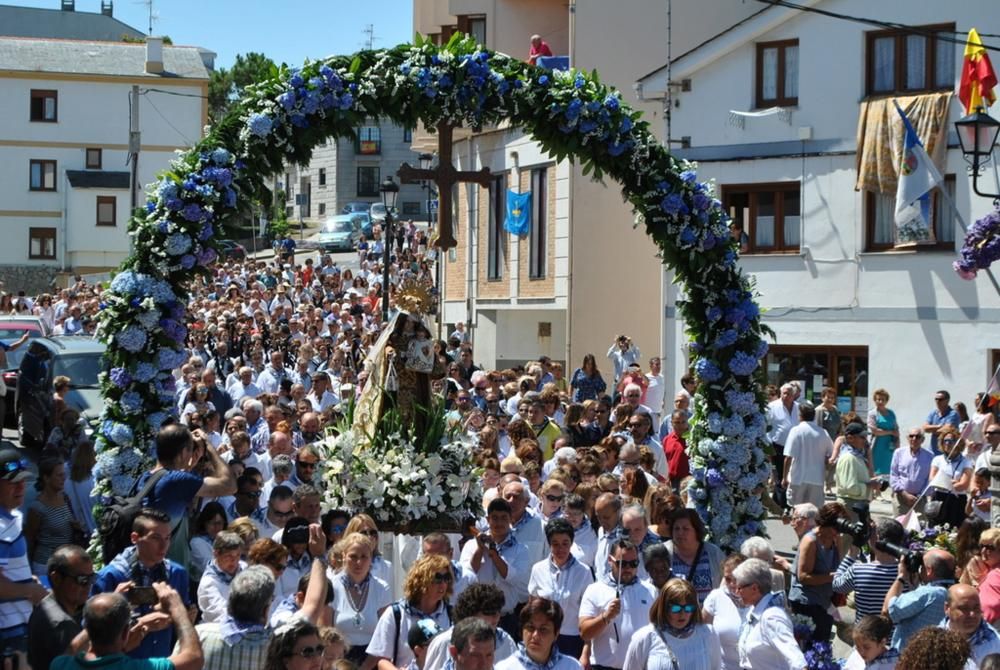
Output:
top-left (955, 108), bottom-right (1000, 199)
top-left (379, 175), bottom-right (399, 322)
top-left (416, 153), bottom-right (441, 337)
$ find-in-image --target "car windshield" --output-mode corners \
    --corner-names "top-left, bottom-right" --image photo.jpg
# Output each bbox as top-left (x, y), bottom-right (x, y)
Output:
top-left (0, 330), bottom-right (40, 370)
top-left (370, 203), bottom-right (386, 216)
top-left (52, 353), bottom-right (104, 389)
top-left (324, 220), bottom-right (354, 233)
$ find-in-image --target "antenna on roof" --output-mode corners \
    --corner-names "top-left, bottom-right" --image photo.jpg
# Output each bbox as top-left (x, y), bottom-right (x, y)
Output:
top-left (133, 0), bottom-right (158, 35)
top-left (361, 23), bottom-right (378, 50)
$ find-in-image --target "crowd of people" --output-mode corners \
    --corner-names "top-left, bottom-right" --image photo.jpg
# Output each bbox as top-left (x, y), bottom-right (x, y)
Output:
top-left (2, 224), bottom-right (1000, 670)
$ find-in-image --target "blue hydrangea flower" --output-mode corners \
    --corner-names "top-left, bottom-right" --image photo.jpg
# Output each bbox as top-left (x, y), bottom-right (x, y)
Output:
top-left (116, 326), bottom-right (147, 353)
top-left (133, 362), bottom-right (157, 383)
top-left (538, 75), bottom-right (549, 85)
top-left (109, 367), bottom-right (131, 387)
top-left (722, 415), bottom-right (745, 438)
top-left (680, 170), bottom-right (697, 184)
top-left (121, 391), bottom-right (143, 414)
top-left (755, 339), bottom-right (769, 359)
top-left (679, 227), bottom-right (697, 246)
top-left (707, 306), bottom-right (723, 322)
top-left (180, 254), bottom-right (196, 270)
top-left (196, 248), bottom-right (217, 266)
top-left (713, 329), bottom-right (738, 350)
top-left (729, 351), bottom-right (759, 376)
top-left (211, 148), bottom-right (231, 165)
top-left (157, 347), bottom-right (187, 371)
top-left (724, 390), bottom-right (756, 416)
top-left (661, 193), bottom-right (687, 217)
top-left (148, 412), bottom-right (168, 432)
top-left (156, 180), bottom-right (179, 199)
top-left (164, 233), bottom-right (192, 256)
top-left (137, 310), bottom-right (160, 330)
top-left (181, 204), bottom-right (205, 223)
top-left (159, 319), bottom-right (187, 343)
top-left (695, 358), bottom-right (722, 383)
top-left (198, 223), bottom-right (214, 241)
top-left (278, 90), bottom-right (296, 111)
top-left (248, 113), bottom-right (273, 137)
top-left (604, 95), bottom-right (619, 111)
top-left (109, 271), bottom-right (138, 295)
top-left (106, 422), bottom-right (133, 446)
top-left (706, 468), bottom-right (725, 488)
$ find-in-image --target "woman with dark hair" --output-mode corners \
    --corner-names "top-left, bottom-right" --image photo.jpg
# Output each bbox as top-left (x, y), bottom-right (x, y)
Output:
top-left (24, 457), bottom-right (74, 575)
top-left (570, 354), bottom-right (606, 403)
top-left (529, 519), bottom-right (593, 658)
top-left (265, 618), bottom-right (326, 670)
top-left (64, 439), bottom-right (97, 534)
top-left (664, 509), bottom-right (725, 603)
top-left (624, 578), bottom-right (721, 670)
top-left (496, 596), bottom-right (581, 670)
top-left (787, 501), bottom-right (844, 644)
top-left (190, 501), bottom-right (228, 583)
top-left (845, 614), bottom-right (898, 670)
top-left (958, 517), bottom-right (991, 587)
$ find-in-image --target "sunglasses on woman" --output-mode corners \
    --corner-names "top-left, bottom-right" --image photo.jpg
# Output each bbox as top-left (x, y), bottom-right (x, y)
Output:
top-left (432, 571), bottom-right (454, 584)
top-left (292, 645), bottom-right (326, 659)
top-left (669, 603), bottom-right (697, 614)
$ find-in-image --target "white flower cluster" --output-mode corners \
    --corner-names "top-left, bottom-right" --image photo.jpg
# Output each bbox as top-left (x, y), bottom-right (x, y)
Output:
top-left (321, 430), bottom-right (482, 527)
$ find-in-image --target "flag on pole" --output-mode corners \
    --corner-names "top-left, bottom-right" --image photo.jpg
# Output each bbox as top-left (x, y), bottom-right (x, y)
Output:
top-left (987, 364), bottom-right (1000, 407)
top-left (959, 28), bottom-right (998, 115)
top-left (504, 190), bottom-right (531, 236)
top-left (893, 101), bottom-right (943, 244)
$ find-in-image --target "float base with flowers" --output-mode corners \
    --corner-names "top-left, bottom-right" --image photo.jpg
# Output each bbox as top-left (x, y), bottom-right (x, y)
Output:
top-left (93, 33), bottom-right (776, 552)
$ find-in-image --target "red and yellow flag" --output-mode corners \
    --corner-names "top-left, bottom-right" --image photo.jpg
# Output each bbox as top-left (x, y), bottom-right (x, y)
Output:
top-left (960, 28), bottom-right (998, 114)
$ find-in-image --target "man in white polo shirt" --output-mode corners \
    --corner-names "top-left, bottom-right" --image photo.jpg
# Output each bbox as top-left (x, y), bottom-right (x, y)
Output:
top-left (578, 538), bottom-right (657, 670)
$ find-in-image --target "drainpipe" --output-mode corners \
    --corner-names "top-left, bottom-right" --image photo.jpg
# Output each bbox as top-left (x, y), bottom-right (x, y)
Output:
top-left (465, 137), bottom-right (476, 346)
top-left (61, 169), bottom-right (68, 272)
top-left (565, 0), bottom-right (576, 367)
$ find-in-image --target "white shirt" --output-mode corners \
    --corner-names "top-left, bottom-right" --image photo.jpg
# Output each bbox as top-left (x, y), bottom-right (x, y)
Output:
top-left (784, 421), bottom-right (834, 486)
top-left (766, 399), bottom-right (799, 447)
top-left (307, 389), bottom-right (340, 413)
top-left (197, 561), bottom-right (246, 624)
top-left (624, 623), bottom-right (721, 670)
top-left (425, 626), bottom-right (517, 670)
top-left (528, 556), bottom-right (594, 636)
top-left (579, 579), bottom-right (658, 668)
top-left (460, 534), bottom-right (532, 614)
top-left (570, 521), bottom-right (598, 567)
top-left (496, 651), bottom-right (583, 670)
top-left (329, 573), bottom-right (392, 646)
top-left (645, 373), bottom-right (665, 417)
top-left (366, 599), bottom-right (452, 668)
top-left (703, 586), bottom-right (749, 670)
top-left (737, 593), bottom-right (806, 670)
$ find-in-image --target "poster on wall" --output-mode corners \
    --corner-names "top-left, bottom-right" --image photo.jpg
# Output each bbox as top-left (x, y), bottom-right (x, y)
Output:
top-left (837, 396), bottom-right (853, 414)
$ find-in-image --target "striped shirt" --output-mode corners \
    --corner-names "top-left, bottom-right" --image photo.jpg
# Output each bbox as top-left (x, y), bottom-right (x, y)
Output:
top-left (0, 508), bottom-right (32, 637)
top-left (196, 622), bottom-right (270, 670)
top-left (832, 556), bottom-right (900, 622)
top-left (28, 498), bottom-right (75, 568)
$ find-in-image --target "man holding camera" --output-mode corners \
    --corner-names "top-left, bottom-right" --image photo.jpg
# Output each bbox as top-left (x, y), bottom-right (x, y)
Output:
top-left (460, 498), bottom-right (531, 639)
top-left (93, 508), bottom-right (193, 660)
top-left (52, 585), bottom-right (202, 670)
top-left (606, 335), bottom-right (641, 387)
top-left (833, 518), bottom-right (906, 623)
top-left (883, 548), bottom-right (955, 650)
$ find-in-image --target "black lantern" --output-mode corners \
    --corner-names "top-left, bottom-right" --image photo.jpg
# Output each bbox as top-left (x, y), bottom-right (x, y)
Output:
top-left (955, 108), bottom-right (1000, 198)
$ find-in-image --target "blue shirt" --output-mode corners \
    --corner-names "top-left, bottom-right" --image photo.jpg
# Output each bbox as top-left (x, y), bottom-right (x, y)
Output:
top-left (138, 470), bottom-right (203, 529)
top-left (93, 547), bottom-right (190, 660)
top-left (888, 580), bottom-right (952, 650)
top-left (52, 653), bottom-right (174, 670)
top-left (925, 408), bottom-right (960, 454)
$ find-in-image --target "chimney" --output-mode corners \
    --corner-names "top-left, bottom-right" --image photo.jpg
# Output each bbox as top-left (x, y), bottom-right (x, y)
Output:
top-left (61, 0), bottom-right (75, 11)
top-left (101, 0), bottom-right (113, 17)
top-left (145, 36), bottom-right (164, 74)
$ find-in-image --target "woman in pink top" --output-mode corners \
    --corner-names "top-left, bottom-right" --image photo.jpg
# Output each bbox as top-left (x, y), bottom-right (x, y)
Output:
top-left (977, 528), bottom-right (1000, 624)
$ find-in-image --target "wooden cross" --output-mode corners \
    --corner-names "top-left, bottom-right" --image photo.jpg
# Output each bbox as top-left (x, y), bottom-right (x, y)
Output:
top-left (397, 121), bottom-right (493, 250)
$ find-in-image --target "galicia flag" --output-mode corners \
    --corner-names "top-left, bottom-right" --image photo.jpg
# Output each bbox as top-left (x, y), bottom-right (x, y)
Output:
top-left (505, 189), bottom-right (531, 236)
top-left (893, 101), bottom-right (943, 244)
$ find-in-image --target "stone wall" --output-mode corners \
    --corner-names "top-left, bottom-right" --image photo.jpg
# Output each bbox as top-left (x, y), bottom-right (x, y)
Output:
top-left (0, 265), bottom-right (63, 295)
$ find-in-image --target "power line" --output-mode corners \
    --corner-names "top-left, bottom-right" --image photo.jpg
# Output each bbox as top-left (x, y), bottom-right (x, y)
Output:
top-left (754, 0), bottom-right (1000, 54)
top-left (140, 87), bottom-right (208, 100)
top-left (141, 92), bottom-right (194, 145)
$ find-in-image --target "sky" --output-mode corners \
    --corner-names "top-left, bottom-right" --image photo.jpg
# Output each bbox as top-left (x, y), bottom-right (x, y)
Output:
top-left (16, 0), bottom-right (415, 69)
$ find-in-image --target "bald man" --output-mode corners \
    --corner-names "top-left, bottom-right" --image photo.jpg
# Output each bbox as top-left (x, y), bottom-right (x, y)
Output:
top-left (884, 548), bottom-right (956, 650)
top-left (940, 583), bottom-right (1000, 665)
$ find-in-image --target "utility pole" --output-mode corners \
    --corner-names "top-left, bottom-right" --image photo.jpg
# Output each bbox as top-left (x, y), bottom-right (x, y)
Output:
top-left (128, 85), bottom-right (140, 213)
top-left (362, 24), bottom-right (375, 49)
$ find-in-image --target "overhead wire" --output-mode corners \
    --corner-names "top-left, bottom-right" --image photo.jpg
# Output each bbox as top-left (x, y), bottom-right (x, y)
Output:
top-left (754, 0), bottom-right (1000, 54)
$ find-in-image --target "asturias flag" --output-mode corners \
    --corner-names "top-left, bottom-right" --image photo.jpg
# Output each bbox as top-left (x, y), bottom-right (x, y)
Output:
top-left (894, 101), bottom-right (943, 244)
top-left (505, 189), bottom-right (531, 236)
top-left (960, 28), bottom-right (998, 114)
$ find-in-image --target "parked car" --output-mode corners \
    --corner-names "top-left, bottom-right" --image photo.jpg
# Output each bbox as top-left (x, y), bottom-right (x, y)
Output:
top-left (317, 214), bottom-right (364, 253)
top-left (218, 239), bottom-right (247, 261)
top-left (369, 203), bottom-right (399, 222)
top-left (15, 336), bottom-right (107, 441)
top-left (341, 201), bottom-right (373, 215)
top-left (1, 318), bottom-right (47, 427)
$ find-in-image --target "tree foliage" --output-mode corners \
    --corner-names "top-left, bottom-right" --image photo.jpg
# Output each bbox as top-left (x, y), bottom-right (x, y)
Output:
top-left (208, 52), bottom-right (277, 123)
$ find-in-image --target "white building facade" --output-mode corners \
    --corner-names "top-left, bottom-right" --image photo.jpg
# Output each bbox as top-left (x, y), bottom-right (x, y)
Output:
top-left (640, 0), bottom-right (1000, 426)
top-left (0, 37), bottom-right (209, 292)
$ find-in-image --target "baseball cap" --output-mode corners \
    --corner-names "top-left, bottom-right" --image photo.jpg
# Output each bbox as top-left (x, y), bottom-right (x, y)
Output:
top-left (407, 618), bottom-right (442, 649)
top-left (0, 449), bottom-right (32, 483)
top-left (844, 423), bottom-right (868, 437)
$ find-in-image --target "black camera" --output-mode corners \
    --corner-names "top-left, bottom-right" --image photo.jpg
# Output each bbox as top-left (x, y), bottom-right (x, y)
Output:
top-left (832, 502), bottom-right (871, 547)
top-left (875, 540), bottom-right (924, 575)
top-left (873, 477), bottom-right (890, 493)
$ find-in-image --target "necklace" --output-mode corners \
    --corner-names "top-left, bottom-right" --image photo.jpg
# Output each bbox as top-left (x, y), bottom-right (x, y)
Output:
top-left (343, 574), bottom-right (370, 628)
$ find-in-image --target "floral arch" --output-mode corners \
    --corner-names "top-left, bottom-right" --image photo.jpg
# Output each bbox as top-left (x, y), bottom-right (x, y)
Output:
top-left (93, 34), bottom-right (773, 550)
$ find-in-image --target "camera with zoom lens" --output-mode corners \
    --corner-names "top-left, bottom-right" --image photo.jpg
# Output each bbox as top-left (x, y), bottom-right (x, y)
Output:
top-left (832, 502), bottom-right (871, 547)
top-left (874, 540), bottom-right (924, 575)
top-left (873, 476), bottom-right (890, 493)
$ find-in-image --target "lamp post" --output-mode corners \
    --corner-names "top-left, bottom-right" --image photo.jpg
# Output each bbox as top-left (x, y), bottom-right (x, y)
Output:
top-left (379, 175), bottom-right (399, 322)
top-left (955, 107), bottom-right (1000, 199)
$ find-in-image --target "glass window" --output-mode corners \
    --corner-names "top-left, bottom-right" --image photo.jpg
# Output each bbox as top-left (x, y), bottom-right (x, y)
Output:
top-left (867, 24), bottom-right (955, 96)
top-left (357, 127), bottom-right (381, 155)
top-left (30, 90), bottom-right (57, 122)
top-left (96, 196), bottom-right (116, 226)
top-left (28, 228), bottom-right (56, 259)
top-left (357, 166), bottom-right (380, 197)
top-left (721, 182), bottom-right (800, 254)
top-left (488, 175), bottom-right (506, 280)
top-left (29, 160), bottom-right (56, 191)
top-left (85, 148), bottom-right (102, 169)
top-left (530, 167), bottom-right (547, 279)
top-left (865, 175), bottom-right (956, 250)
top-left (765, 345), bottom-right (869, 411)
top-left (905, 35), bottom-right (926, 90)
top-left (756, 40), bottom-right (799, 107)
